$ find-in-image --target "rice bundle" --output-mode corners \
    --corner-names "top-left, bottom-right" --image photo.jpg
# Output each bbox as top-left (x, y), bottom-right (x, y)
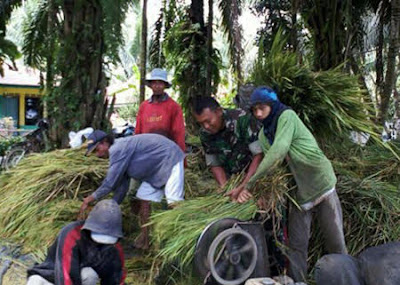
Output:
top-left (0, 149), bottom-right (108, 259)
top-left (150, 195), bottom-right (258, 268)
top-left (250, 31), bottom-right (379, 142)
top-left (150, 170), bottom-right (292, 268)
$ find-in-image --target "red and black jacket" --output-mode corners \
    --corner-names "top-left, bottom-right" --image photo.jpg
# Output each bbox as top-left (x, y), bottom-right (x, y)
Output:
top-left (27, 221), bottom-right (126, 285)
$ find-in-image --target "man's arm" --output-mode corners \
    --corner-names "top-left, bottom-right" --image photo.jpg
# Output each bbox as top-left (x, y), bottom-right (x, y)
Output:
top-left (226, 153), bottom-right (263, 200)
top-left (79, 154), bottom-right (130, 218)
top-left (54, 223), bottom-right (83, 285)
top-left (211, 166), bottom-right (228, 187)
top-left (242, 112), bottom-right (296, 201)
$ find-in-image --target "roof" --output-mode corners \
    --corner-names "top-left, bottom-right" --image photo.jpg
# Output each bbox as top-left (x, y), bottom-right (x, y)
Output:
top-left (0, 65), bottom-right (41, 88)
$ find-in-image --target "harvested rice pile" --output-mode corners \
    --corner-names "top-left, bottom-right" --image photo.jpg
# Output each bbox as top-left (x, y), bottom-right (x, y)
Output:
top-left (0, 141), bottom-right (399, 285)
top-left (0, 149), bottom-right (108, 260)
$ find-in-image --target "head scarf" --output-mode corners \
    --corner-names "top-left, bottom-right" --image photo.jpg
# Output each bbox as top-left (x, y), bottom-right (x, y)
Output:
top-left (250, 86), bottom-right (290, 144)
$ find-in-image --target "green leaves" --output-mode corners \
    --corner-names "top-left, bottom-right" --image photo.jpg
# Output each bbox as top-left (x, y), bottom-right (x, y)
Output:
top-left (250, 30), bottom-right (378, 142)
top-left (0, 135), bottom-right (24, 156)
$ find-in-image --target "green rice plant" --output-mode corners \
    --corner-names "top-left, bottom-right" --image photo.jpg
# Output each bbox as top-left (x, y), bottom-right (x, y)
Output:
top-left (308, 174), bottom-right (400, 268)
top-left (149, 170), bottom-right (293, 269)
top-left (150, 194), bottom-right (257, 267)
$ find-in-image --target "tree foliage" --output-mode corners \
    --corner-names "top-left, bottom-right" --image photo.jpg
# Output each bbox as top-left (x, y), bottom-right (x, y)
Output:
top-left (0, 0), bottom-right (22, 76)
top-left (250, 31), bottom-right (378, 142)
top-left (21, 0), bottom-right (132, 146)
top-left (163, 5), bottom-right (222, 131)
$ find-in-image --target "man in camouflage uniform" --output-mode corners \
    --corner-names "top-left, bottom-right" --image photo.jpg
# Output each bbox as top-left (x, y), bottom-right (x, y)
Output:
top-left (193, 96), bottom-right (263, 200)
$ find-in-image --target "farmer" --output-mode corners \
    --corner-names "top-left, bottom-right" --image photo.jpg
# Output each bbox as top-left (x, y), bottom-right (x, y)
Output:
top-left (135, 68), bottom-right (185, 151)
top-left (315, 242), bottom-right (400, 285)
top-left (79, 131), bottom-right (185, 250)
top-left (26, 199), bottom-right (125, 285)
top-left (134, 68), bottom-right (186, 249)
top-left (234, 86), bottom-right (347, 282)
top-left (193, 96), bottom-right (263, 199)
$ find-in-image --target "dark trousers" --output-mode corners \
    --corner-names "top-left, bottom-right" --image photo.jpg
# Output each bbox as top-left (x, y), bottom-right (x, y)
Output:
top-left (287, 190), bottom-right (347, 282)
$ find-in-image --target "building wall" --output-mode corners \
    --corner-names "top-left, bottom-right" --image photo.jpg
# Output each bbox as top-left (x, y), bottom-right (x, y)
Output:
top-left (0, 85), bottom-right (42, 128)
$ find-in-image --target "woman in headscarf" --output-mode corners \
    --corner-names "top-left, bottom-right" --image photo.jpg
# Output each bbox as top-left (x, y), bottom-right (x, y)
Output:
top-left (235, 86), bottom-right (347, 282)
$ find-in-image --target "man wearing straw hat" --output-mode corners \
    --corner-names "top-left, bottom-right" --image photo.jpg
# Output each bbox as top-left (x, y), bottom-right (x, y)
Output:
top-left (79, 131), bottom-right (185, 250)
top-left (133, 68), bottom-right (186, 249)
top-left (135, 68), bottom-right (185, 152)
top-left (27, 199), bottom-right (126, 285)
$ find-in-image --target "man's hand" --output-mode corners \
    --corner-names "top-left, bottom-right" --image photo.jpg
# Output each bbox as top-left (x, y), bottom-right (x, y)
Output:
top-left (237, 189), bottom-right (253, 203)
top-left (78, 195), bottom-right (95, 220)
top-left (225, 186), bottom-right (244, 201)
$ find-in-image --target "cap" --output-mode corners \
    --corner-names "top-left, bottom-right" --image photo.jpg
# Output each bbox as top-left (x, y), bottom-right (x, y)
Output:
top-left (85, 130), bottom-right (107, 156)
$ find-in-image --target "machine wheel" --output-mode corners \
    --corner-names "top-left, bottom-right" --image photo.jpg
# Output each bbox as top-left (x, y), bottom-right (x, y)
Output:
top-left (4, 148), bottom-right (26, 170)
top-left (194, 218), bottom-right (241, 280)
top-left (207, 228), bottom-right (258, 285)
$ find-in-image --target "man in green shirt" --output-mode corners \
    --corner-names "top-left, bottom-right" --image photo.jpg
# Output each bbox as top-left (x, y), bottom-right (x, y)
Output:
top-left (193, 96), bottom-right (263, 199)
top-left (235, 86), bottom-right (347, 282)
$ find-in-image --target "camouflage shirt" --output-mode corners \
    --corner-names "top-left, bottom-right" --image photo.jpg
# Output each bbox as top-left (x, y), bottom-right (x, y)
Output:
top-left (200, 109), bottom-right (262, 175)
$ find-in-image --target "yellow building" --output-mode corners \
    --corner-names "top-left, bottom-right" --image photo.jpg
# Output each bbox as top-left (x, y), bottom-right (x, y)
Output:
top-left (0, 67), bottom-right (43, 129)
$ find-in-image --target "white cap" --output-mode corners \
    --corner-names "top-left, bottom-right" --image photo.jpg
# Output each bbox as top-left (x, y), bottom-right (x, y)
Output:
top-left (91, 231), bottom-right (118, 244)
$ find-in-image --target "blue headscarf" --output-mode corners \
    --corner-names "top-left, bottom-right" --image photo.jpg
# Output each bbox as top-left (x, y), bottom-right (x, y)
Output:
top-left (250, 86), bottom-right (290, 144)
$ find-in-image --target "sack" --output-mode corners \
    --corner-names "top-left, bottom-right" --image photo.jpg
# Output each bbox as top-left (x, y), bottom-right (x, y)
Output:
top-left (233, 83), bottom-right (257, 112)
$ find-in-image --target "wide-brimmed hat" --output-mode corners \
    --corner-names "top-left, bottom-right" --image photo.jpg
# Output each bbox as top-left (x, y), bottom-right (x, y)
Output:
top-left (85, 130), bottom-right (107, 156)
top-left (145, 68), bottom-right (171, 88)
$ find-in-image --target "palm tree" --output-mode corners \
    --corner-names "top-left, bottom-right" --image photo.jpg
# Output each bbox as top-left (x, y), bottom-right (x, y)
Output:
top-left (218, 0), bottom-right (244, 88)
top-left (380, 0), bottom-right (400, 123)
top-left (206, 0), bottom-right (214, 97)
top-left (22, 0), bottom-right (132, 146)
top-left (0, 0), bottom-right (21, 76)
top-left (139, 0), bottom-right (148, 103)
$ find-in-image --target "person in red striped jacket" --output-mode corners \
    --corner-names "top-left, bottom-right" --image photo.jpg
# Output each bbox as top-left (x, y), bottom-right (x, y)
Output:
top-left (26, 200), bottom-right (126, 285)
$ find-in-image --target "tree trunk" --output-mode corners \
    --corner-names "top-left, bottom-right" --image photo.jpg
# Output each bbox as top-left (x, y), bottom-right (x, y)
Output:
top-left (190, 0), bottom-right (204, 27)
top-left (231, 0), bottom-right (242, 88)
top-left (206, 0), bottom-right (213, 97)
top-left (306, 0), bottom-right (347, 70)
top-left (48, 0), bottom-right (108, 147)
top-left (139, 0), bottom-right (148, 103)
top-left (45, 0), bottom-right (55, 95)
top-left (185, 0), bottom-right (205, 133)
top-left (291, 0), bottom-right (300, 53)
top-left (375, 0), bottom-right (386, 111)
top-left (380, 0), bottom-right (400, 124)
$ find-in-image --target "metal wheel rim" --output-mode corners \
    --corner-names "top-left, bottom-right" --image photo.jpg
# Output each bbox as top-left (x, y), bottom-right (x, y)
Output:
top-left (5, 148), bottom-right (26, 170)
top-left (207, 228), bottom-right (257, 285)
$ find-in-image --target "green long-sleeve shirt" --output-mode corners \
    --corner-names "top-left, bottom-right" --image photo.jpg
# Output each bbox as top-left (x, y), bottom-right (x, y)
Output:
top-left (246, 110), bottom-right (336, 205)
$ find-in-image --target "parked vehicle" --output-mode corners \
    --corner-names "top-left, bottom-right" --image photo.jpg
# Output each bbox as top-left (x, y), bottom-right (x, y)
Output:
top-left (1, 119), bottom-right (50, 171)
